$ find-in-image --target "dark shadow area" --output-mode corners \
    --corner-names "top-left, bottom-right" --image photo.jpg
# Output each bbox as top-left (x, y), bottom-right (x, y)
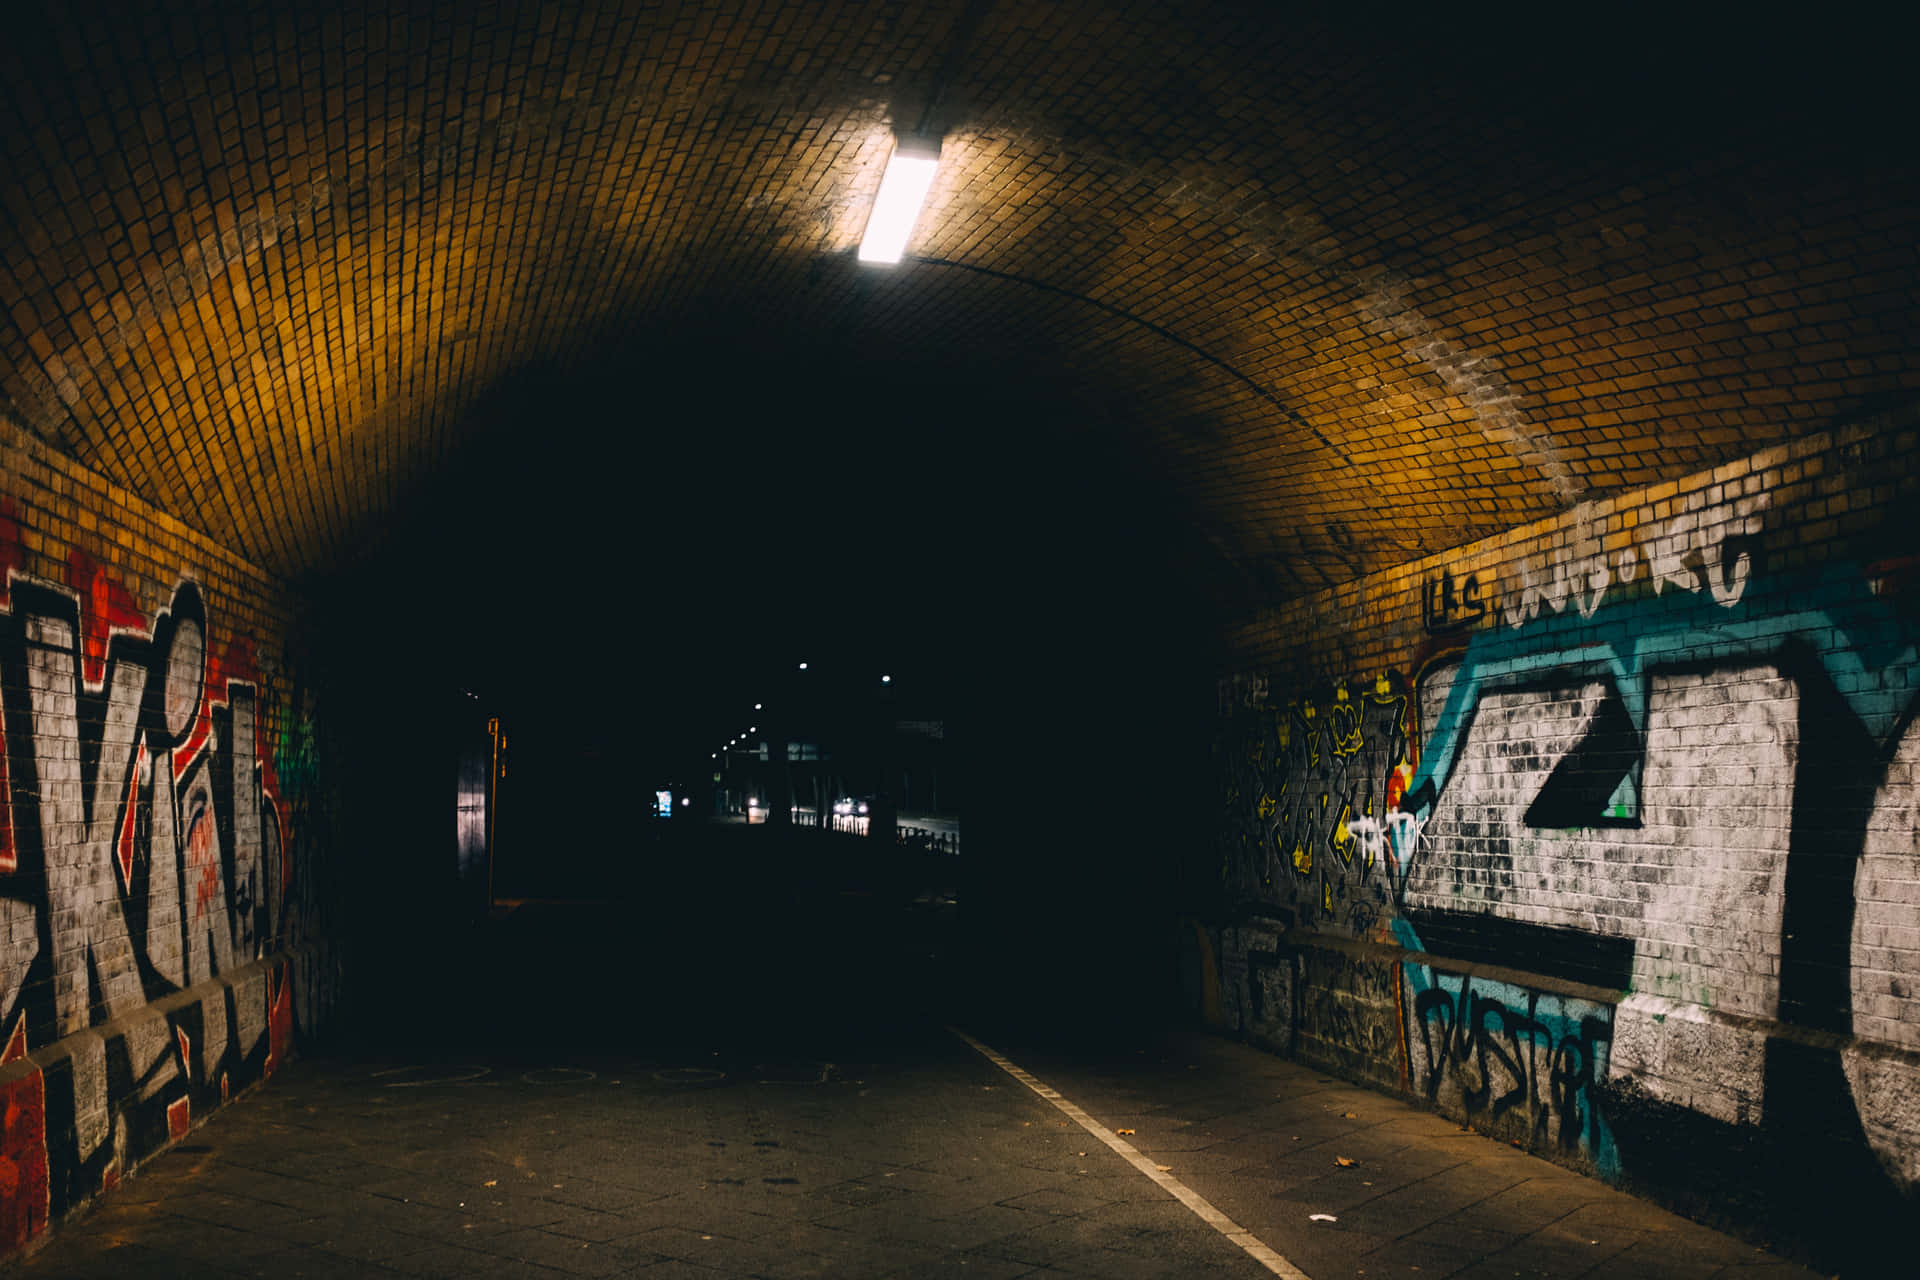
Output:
top-left (336, 823), bottom-right (962, 1060)
top-left (308, 321), bottom-right (1228, 1064)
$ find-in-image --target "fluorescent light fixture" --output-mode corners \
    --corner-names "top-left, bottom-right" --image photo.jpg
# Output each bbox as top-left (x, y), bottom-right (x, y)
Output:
top-left (858, 135), bottom-right (941, 265)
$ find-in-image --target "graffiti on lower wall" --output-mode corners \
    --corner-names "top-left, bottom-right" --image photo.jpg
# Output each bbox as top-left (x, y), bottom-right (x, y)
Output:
top-left (1213, 470), bottom-right (1920, 1201)
top-left (1294, 943), bottom-right (1402, 1089)
top-left (0, 510), bottom-right (325, 1246)
top-left (1403, 966), bottom-right (1617, 1173)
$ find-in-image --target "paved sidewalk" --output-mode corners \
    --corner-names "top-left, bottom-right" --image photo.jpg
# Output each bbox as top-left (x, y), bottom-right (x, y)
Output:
top-left (7, 1021), bottom-right (1816, 1279)
top-left (967, 1029), bottom-right (1819, 1280)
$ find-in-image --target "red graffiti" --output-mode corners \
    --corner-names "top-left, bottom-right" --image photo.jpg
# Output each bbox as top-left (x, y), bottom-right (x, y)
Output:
top-left (172, 635), bottom-right (291, 917)
top-left (187, 807), bottom-right (219, 919)
top-left (66, 550), bottom-right (144, 691)
top-left (166, 1097), bottom-right (190, 1142)
top-left (267, 962), bottom-right (294, 1077)
top-left (0, 500), bottom-right (22, 607)
top-left (0, 1068), bottom-right (48, 1253)
top-left (1385, 760), bottom-right (1413, 812)
top-left (174, 634), bottom-right (238, 782)
top-left (115, 744), bottom-right (144, 889)
top-left (175, 1027), bottom-right (190, 1074)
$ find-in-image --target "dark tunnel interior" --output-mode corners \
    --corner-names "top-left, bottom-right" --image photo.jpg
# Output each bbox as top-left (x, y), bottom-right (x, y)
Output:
top-left (320, 331), bottom-right (1228, 1048)
top-left (0, 3), bottom-right (1916, 1273)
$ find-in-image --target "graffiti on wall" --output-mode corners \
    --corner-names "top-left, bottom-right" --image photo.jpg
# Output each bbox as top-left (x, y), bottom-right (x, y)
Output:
top-left (1293, 944), bottom-right (1402, 1089)
top-left (0, 510), bottom-right (320, 1244)
top-left (1215, 472), bottom-right (1920, 1192)
top-left (1422, 487), bottom-right (1769, 635)
top-left (1404, 967), bottom-right (1616, 1171)
top-left (1216, 675), bottom-right (1416, 931)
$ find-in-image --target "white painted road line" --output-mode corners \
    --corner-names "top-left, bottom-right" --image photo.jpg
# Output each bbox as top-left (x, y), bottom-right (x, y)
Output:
top-left (949, 1027), bottom-right (1313, 1280)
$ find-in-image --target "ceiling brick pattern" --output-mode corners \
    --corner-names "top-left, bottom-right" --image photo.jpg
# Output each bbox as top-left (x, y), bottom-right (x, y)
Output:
top-left (2, 2), bottom-right (1915, 596)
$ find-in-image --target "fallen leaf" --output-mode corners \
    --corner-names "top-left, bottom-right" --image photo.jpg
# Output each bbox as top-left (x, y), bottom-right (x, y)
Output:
top-left (1309, 1213), bottom-right (1338, 1222)
top-left (483, 1179), bottom-right (498, 1187)
top-left (1335, 1156), bottom-right (1359, 1168)
top-left (1156, 1165), bottom-right (1172, 1172)
top-left (1342, 1112), bottom-right (1357, 1119)
top-left (1117, 1128), bottom-right (1136, 1136)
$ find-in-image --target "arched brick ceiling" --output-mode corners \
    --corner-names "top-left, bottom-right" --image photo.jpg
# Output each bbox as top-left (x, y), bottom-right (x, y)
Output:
top-left (3, 2), bottom-right (1917, 602)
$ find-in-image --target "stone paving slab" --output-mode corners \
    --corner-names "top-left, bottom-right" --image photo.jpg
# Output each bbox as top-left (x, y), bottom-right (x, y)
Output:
top-left (4, 1024), bottom-right (1822, 1279)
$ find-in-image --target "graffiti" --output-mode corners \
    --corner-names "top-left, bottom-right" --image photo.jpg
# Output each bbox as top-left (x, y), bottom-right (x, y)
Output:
top-left (1421, 567), bottom-right (1487, 634)
top-left (1406, 667), bottom-right (1799, 1008)
top-left (1404, 967), bottom-right (1616, 1171)
top-left (1213, 462), bottom-right (1920, 1229)
top-left (1345, 813), bottom-right (1425, 882)
top-left (1218, 675), bottom-right (1414, 931)
top-left (1216, 921), bottom-right (1291, 1049)
top-left (1502, 490), bottom-right (1767, 628)
top-left (1294, 946), bottom-right (1400, 1087)
top-left (0, 538), bottom-right (317, 1234)
top-left (1393, 551), bottom-right (1920, 1192)
top-left (1418, 488), bottom-right (1771, 638)
top-left (0, 1070), bottom-right (46, 1252)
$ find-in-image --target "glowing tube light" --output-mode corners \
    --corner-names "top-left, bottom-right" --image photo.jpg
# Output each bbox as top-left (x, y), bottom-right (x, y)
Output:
top-left (857, 136), bottom-right (940, 265)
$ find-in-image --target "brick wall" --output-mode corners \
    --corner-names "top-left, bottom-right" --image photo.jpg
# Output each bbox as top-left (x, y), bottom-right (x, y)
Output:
top-left (1194, 412), bottom-right (1920, 1259)
top-left (0, 414), bottom-right (341, 1256)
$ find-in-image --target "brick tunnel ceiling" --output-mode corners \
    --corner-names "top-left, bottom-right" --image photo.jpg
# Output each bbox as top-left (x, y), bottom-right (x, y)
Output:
top-left (3, 3), bottom-right (1917, 611)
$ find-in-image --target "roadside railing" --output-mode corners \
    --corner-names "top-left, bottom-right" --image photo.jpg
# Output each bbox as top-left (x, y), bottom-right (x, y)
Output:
top-left (897, 823), bottom-right (959, 857)
top-left (783, 808), bottom-right (959, 856)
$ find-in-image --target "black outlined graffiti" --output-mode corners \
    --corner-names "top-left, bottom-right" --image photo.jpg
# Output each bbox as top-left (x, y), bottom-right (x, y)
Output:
top-left (0, 563), bottom-right (309, 1223)
top-left (1406, 969), bottom-right (1615, 1167)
